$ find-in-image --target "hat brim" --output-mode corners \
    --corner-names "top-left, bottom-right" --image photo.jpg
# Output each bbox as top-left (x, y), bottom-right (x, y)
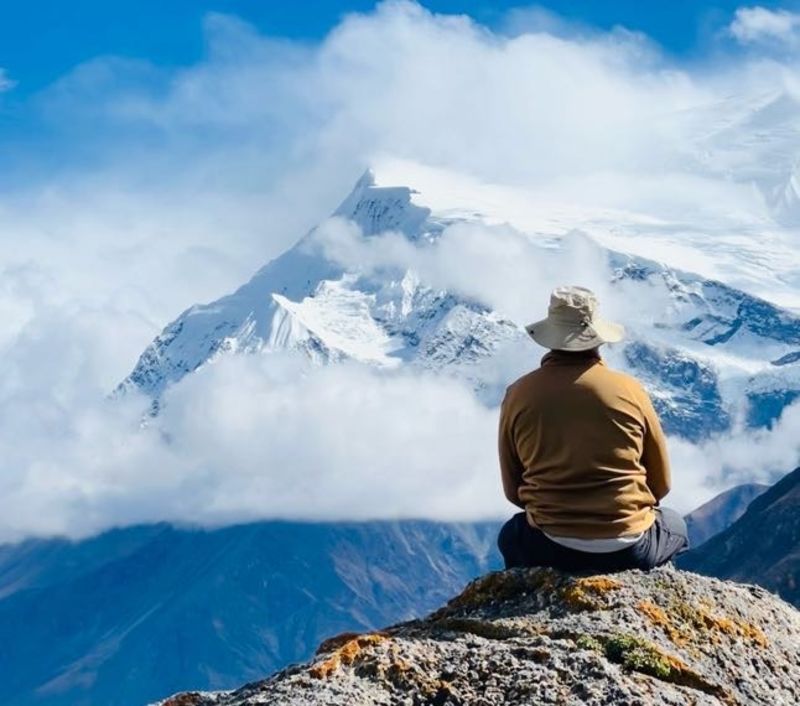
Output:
top-left (525, 317), bottom-right (625, 351)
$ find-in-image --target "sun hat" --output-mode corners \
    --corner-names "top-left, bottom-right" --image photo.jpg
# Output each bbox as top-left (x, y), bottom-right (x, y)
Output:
top-left (525, 286), bottom-right (624, 351)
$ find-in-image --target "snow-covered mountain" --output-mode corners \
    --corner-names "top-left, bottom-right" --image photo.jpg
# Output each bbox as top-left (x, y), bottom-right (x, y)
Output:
top-left (119, 156), bottom-right (800, 442)
top-left (117, 165), bottom-right (523, 408)
top-left (687, 90), bottom-right (800, 227)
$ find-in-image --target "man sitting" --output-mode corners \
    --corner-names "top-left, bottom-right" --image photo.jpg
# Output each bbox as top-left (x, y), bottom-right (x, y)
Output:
top-left (497, 285), bottom-right (688, 572)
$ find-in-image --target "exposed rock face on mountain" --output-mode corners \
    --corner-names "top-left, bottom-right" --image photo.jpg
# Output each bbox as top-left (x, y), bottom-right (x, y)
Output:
top-left (681, 467), bottom-right (800, 607)
top-left (156, 567), bottom-right (800, 706)
top-left (684, 483), bottom-right (769, 547)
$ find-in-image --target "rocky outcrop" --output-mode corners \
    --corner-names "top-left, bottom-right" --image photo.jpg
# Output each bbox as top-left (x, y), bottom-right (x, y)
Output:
top-left (157, 567), bottom-right (800, 706)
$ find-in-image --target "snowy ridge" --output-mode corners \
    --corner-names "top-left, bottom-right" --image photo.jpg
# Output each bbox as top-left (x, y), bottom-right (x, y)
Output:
top-left (119, 158), bottom-right (800, 440)
top-left (118, 167), bottom-right (522, 401)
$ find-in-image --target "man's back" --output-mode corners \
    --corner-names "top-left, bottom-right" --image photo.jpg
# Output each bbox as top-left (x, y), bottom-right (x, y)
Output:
top-left (499, 349), bottom-right (670, 539)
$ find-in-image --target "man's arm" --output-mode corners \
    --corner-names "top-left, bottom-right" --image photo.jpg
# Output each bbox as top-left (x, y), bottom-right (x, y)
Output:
top-left (640, 387), bottom-right (671, 502)
top-left (498, 392), bottom-right (526, 509)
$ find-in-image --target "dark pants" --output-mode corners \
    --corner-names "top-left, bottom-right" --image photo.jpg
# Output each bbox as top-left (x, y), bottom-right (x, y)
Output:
top-left (497, 508), bottom-right (689, 572)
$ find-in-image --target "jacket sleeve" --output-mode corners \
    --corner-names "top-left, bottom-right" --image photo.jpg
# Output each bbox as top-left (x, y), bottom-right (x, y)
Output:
top-left (640, 386), bottom-right (671, 502)
top-left (498, 391), bottom-right (526, 509)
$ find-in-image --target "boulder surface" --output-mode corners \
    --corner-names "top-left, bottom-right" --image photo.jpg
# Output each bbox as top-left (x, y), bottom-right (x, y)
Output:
top-left (157, 567), bottom-right (800, 706)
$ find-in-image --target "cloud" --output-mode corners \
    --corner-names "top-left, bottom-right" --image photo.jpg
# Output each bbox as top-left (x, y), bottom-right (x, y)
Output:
top-left (4, 339), bottom-right (799, 541)
top-left (729, 6), bottom-right (800, 45)
top-left (311, 217), bottom-right (616, 325)
top-left (668, 400), bottom-right (800, 508)
top-left (0, 1), bottom-right (799, 540)
top-left (0, 353), bottom-right (502, 540)
top-left (0, 68), bottom-right (15, 92)
top-left (500, 4), bottom-right (654, 53)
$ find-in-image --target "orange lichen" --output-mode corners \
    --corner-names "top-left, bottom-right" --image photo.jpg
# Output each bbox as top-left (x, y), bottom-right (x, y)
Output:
top-left (637, 600), bottom-right (690, 646)
top-left (442, 569), bottom-right (560, 614)
top-left (309, 633), bottom-right (388, 679)
top-left (579, 577), bottom-right (623, 592)
top-left (642, 599), bottom-right (769, 649)
top-left (384, 656), bottom-right (412, 679)
top-left (637, 600), bottom-right (670, 627)
top-left (695, 608), bottom-right (769, 648)
top-left (315, 631), bottom-right (388, 655)
top-left (561, 576), bottom-right (622, 611)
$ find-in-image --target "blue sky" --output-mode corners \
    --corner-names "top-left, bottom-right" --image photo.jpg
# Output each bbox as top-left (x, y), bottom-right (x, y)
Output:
top-left (1, 0), bottom-right (795, 95)
top-left (0, 0), bottom-right (795, 181)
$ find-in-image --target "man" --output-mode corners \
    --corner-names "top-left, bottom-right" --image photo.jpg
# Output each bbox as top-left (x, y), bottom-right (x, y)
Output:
top-left (497, 285), bottom-right (688, 572)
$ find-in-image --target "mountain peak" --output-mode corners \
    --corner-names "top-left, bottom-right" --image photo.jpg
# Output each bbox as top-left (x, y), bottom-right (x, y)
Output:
top-left (333, 159), bottom-right (432, 237)
top-left (157, 567), bottom-right (800, 706)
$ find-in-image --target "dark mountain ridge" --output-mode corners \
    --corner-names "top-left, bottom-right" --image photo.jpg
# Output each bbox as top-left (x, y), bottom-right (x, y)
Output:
top-left (684, 483), bottom-right (769, 548)
top-left (680, 467), bottom-right (800, 605)
top-left (0, 520), bottom-right (499, 706)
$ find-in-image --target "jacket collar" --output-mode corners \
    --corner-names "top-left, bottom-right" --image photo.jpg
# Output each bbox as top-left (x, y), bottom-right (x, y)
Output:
top-left (541, 349), bottom-right (604, 368)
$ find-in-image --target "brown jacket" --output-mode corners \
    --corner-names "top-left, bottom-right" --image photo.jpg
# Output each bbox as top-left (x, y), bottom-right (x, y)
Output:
top-left (498, 350), bottom-right (670, 538)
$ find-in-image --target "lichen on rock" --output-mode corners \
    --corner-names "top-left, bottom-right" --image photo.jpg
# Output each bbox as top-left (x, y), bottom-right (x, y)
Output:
top-left (155, 566), bottom-right (800, 706)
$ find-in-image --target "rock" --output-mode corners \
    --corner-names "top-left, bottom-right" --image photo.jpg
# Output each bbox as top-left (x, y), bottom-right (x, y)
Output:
top-left (154, 567), bottom-right (800, 705)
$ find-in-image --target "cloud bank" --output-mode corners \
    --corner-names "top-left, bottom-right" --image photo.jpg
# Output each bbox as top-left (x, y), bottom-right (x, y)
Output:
top-left (2, 1), bottom-right (800, 540)
top-left (0, 356), bottom-right (501, 540)
top-left (730, 6), bottom-right (800, 45)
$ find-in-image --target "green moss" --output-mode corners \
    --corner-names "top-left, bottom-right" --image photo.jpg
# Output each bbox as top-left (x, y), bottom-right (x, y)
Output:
top-left (604, 634), bottom-right (672, 679)
top-left (593, 632), bottom-right (731, 701)
top-left (575, 634), bottom-right (603, 652)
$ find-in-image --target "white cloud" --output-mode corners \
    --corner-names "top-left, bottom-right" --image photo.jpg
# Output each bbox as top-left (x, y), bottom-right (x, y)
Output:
top-left (3, 338), bottom-right (799, 541)
top-left (668, 400), bottom-right (800, 508)
top-left (0, 68), bottom-right (15, 92)
top-left (311, 217), bottom-right (615, 325)
top-left (0, 354), bottom-right (503, 540)
top-left (730, 6), bottom-right (800, 45)
top-left (0, 1), bottom-right (799, 539)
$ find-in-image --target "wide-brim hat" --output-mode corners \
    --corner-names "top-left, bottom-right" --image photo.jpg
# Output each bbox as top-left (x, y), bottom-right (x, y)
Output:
top-left (525, 285), bottom-right (624, 351)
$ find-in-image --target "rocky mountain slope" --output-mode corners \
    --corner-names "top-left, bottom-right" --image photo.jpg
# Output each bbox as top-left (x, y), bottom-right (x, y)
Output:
top-left (684, 483), bottom-right (769, 547)
top-left (0, 521), bottom-right (499, 706)
top-left (680, 467), bottom-right (800, 606)
top-left (156, 567), bottom-right (800, 706)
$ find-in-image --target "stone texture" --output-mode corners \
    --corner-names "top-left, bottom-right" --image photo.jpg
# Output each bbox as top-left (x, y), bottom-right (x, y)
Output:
top-left (155, 567), bottom-right (800, 706)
